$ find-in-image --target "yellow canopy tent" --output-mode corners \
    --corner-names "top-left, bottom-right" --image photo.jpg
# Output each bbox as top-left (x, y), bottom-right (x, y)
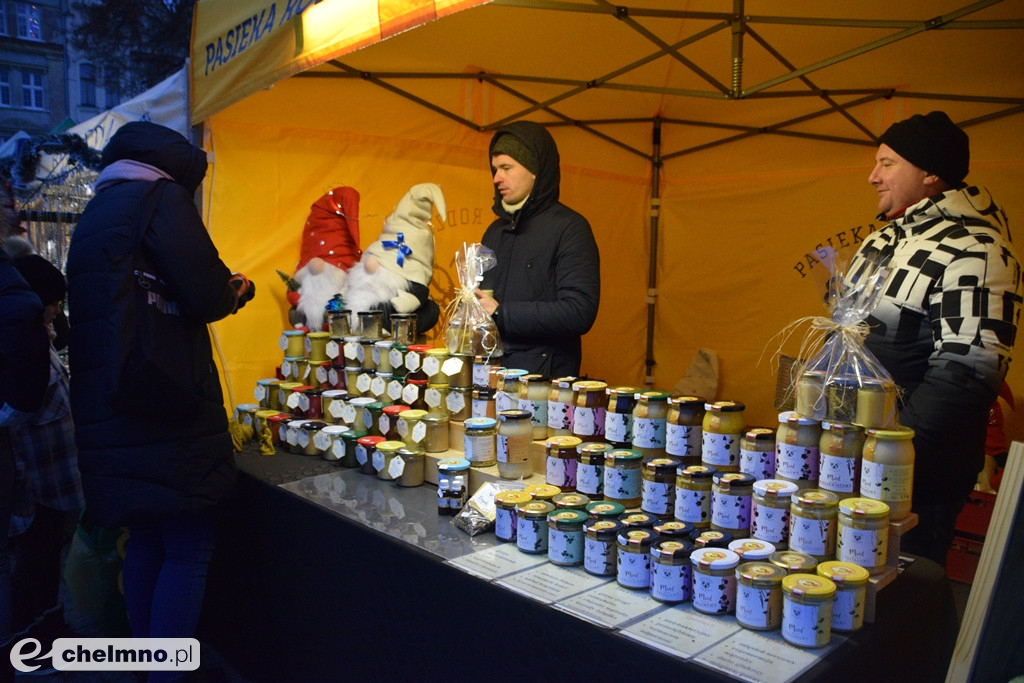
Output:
top-left (189, 0), bottom-right (1024, 429)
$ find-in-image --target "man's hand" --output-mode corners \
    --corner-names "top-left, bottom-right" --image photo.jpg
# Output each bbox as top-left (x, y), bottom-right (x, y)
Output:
top-left (474, 289), bottom-right (498, 316)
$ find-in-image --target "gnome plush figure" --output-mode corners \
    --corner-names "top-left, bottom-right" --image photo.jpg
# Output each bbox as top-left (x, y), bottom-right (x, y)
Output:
top-left (343, 183), bottom-right (444, 334)
top-left (291, 186), bottom-right (361, 329)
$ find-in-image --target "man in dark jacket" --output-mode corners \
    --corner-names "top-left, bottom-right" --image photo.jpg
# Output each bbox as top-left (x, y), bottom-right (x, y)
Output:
top-left (476, 121), bottom-right (600, 377)
top-left (66, 122), bottom-right (255, 646)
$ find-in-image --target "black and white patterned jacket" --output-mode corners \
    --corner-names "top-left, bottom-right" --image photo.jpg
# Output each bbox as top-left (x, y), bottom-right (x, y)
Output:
top-left (849, 185), bottom-right (1022, 504)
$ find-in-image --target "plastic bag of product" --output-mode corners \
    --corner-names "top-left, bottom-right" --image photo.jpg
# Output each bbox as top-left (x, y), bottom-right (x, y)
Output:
top-left (443, 242), bottom-right (503, 360)
top-left (777, 249), bottom-right (900, 428)
top-left (452, 481), bottom-right (503, 536)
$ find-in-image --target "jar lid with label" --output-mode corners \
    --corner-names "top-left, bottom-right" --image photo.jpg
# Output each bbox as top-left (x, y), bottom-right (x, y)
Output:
top-left (793, 489), bottom-right (839, 508)
top-left (586, 501), bottom-right (626, 519)
top-left (677, 464), bottom-right (717, 480)
top-left (712, 472), bottom-right (756, 491)
top-left (584, 518), bottom-right (623, 540)
top-left (637, 390), bottom-right (671, 403)
top-left (753, 479), bottom-right (799, 499)
top-left (495, 490), bottom-right (533, 509)
top-left (525, 483), bottom-right (561, 500)
top-left (690, 529), bottom-right (733, 548)
top-left (838, 497), bottom-right (889, 518)
top-left (706, 400), bottom-right (745, 412)
top-left (552, 493), bottom-right (590, 510)
top-left (744, 427), bottom-right (776, 442)
top-left (547, 508), bottom-right (588, 529)
top-left (729, 539), bottom-right (776, 561)
top-left (778, 410), bottom-right (820, 426)
top-left (644, 457), bottom-right (681, 475)
top-left (499, 409), bottom-right (532, 423)
top-left (653, 520), bottom-right (695, 539)
top-left (691, 547), bottom-right (740, 570)
top-left (465, 416), bottom-right (498, 431)
top-left (437, 458), bottom-right (471, 473)
top-left (651, 538), bottom-right (695, 561)
top-left (606, 448), bottom-right (643, 464)
top-left (517, 500), bottom-right (555, 519)
top-left (817, 560), bottom-right (870, 586)
top-left (619, 512), bottom-right (658, 529)
top-left (738, 561), bottom-right (787, 586)
top-left (617, 528), bottom-right (656, 547)
top-left (770, 550), bottom-right (819, 573)
top-left (782, 573), bottom-right (836, 598)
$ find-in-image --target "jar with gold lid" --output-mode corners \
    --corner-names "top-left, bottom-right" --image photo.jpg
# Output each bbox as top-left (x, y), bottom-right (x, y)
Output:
top-left (603, 448), bottom-right (644, 508)
top-left (818, 421), bottom-right (864, 501)
top-left (769, 550), bottom-right (819, 575)
top-left (524, 483), bottom-right (560, 502)
top-left (781, 574), bottom-right (836, 648)
top-left (516, 501), bottom-right (556, 554)
top-left (775, 411), bottom-right (822, 489)
top-left (518, 374), bottom-right (550, 440)
top-left (496, 409), bottom-right (534, 480)
top-left (553, 492), bottom-right (590, 510)
top-left (584, 519), bottom-right (623, 577)
top-left (604, 386), bottom-right (640, 448)
top-left (739, 427), bottom-right (777, 481)
top-left (817, 560), bottom-right (870, 632)
top-left (736, 562), bottom-right (787, 630)
top-left (631, 391), bottom-right (670, 459)
top-left (788, 490), bottom-right (839, 562)
top-left (548, 509), bottom-right (588, 566)
top-left (710, 472), bottom-right (755, 538)
top-left (691, 548), bottom-right (740, 615)
top-left (701, 400), bottom-right (746, 472)
top-left (641, 457), bottom-right (680, 518)
top-left (750, 479), bottom-right (799, 548)
top-left (571, 380), bottom-right (608, 443)
top-left (860, 427), bottom-right (914, 520)
top-left (650, 539), bottom-right (695, 603)
top-left (836, 497), bottom-right (889, 574)
top-left (546, 435), bottom-right (582, 492)
top-left (576, 442), bottom-right (613, 499)
top-left (674, 464), bottom-right (717, 529)
top-left (616, 528), bottom-right (656, 589)
top-left (495, 490), bottom-right (533, 543)
top-left (547, 376), bottom-right (577, 437)
top-left (666, 396), bottom-right (705, 466)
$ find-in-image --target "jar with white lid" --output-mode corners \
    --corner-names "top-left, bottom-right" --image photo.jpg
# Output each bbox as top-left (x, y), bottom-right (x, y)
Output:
top-left (545, 435), bottom-right (582, 492)
top-left (518, 374), bottom-right (550, 440)
top-left (548, 509), bottom-right (588, 566)
top-left (701, 400), bottom-right (746, 472)
top-left (817, 560), bottom-right (870, 632)
top-left (547, 377), bottom-right (577, 437)
top-left (372, 340), bottom-right (394, 375)
top-left (739, 427), bottom-right (777, 481)
top-left (650, 539), bottom-right (695, 603)
top-left (860, 427), bottom-right (915, 520)
top-left (728, 539), bottom-right (776, 562)
top-left (631, 391), bottom-right (670, 459)
top-left (775, 411), bottom-right (822, 489)
top-left (571, 380), bottom-right (608, 443)
top-left (497, 409), bottom-right (534, 480)
top-left (464, 416), bottom-right (498, 467)
top-left (605, 386), bottom-right (640, 448)
top-left (603, 448), bottom-right (643, 508)
top-left (641, 457), bottom-right (680, 518)
top-left (691, 548), bottom-right (740, 615)
top-left (782, 574), bottom-right (836, 648)
top-left (710, 472), bottom-right (755, 538)
top-left (495, 490), bottom-right (533, 543)
top-left (584, 519), bottom-right (623, 577)
top-left (674, 464), bottom-right (717, 529)
top-left (836, 497), bottom-right (889, 574)
top-left (516, 501), bottom-right (555, 554)
top-left (736, 562), bottom-right (787, 630)
top-left (750, 479), bottom-right (799, 548)
top-left (666, 396), bottom-right (705, 466)
top-left (818, 421), bottom-right (864, 501)
top-left (788, 489), bottom-right (839, 561)
top-left (315, 424), bottom-right (350, 462)
top-left (616, 528), bottom-right (656, 589)
top-left (576, 442), bottom-right (613, 499)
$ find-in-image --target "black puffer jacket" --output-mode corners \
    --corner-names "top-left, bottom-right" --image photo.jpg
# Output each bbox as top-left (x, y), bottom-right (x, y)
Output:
top-left (481, 122), bottom-right (600, 377)
top-left (0, 247), bottom-right (48, 415)
top-left (66, 122), bottom-right (239, 527)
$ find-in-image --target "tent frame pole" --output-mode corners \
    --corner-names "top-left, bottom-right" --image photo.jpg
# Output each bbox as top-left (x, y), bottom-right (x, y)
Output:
top-left (645, 118), bottom-right (662, 387)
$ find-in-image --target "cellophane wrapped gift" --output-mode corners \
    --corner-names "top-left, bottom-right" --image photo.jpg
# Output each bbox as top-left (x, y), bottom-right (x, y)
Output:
top-left (444, 242), bottom-right (503, 359)
top-left (787, 251), bottom-right (900, 428)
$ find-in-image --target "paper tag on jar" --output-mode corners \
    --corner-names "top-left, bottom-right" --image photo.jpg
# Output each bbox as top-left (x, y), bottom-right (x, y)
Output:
top-left (362, 410), bottom-right (374, 432)
top-left (387, 381), bottom-right (404, 402)
top-left (341, 404), bottom-right (357, 424)
top-left (298, 430), bottom-right (310, 448)
top-left (388, 455), bottom-right (406, 479)
top-left (422, 356), bottom-right (441, 377)
top-left (356, 373), bottom-right (372, 394)
top-left (254, 385), bottom-right (266, 402)
top-left (389, 348), bottom-right (404, 369)
top-left (405, 351), bottom-right (422, 373)
top-left (286, 393), bottom-right (302, 410)
top-left (316, 365), bottom-right (330, 384)
top-left (331, 440), bottom-right (346, 459)
top-left (425, 388), bottom-right (443, 409)
top-left (411, 421), bottom-right (427, 444)
top-left (297, 394), bottom-right (310, 412)
top-left (397, 418), bottom-right (410, 439)
top-left (344, 341), bottom-right (362, 362)
top-left (325, 340), bottom-right (340, 359)
top-left (442, 357), bottom-right (464, 377)
top-left (372, 448), bottom-right (385, 472)
top-left (356, 445), bottom-right (369, 465)
top-left (278, 334), bottom-right (289, 352)
top-left (370, 376), bottom-right (386, 397)
top-left (447, 391), bottom-right (466, 414)
top-left (402, 384), bottom-right (420, 405)
top-left (279, 425), bottom-right (290, 443)
top-left (313, 431), bottom-right (332, 451)
top-left (378, 414), bottom-right (390, 436)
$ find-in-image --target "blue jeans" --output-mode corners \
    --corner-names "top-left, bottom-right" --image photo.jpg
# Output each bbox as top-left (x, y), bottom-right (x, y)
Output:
top-left (122, 510), bottom-right (216, 679)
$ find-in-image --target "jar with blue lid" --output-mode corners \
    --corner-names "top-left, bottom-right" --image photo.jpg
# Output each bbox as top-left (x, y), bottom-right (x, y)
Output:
top-left (463, 416), bottom-right (498, 467)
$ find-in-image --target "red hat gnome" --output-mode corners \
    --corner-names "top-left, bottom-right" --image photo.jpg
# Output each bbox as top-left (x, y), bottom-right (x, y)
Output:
top-left (291, 186), bottom-right (361, 329)
top-left (343, 183), bottom-right (444, 333)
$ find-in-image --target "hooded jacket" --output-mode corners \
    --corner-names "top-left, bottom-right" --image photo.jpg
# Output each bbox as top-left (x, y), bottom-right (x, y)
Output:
top-left (0, 247), bottom-right (48, 419)
top-left (66, 122), bottom-right (239, 527)
top-left (481, 122), bottom-right (600, 377)
top-left (847, 185), bottom-right (1022, 505)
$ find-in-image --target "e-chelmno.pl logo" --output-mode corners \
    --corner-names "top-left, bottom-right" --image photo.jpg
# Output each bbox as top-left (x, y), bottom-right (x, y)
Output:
top-left (10, 638), bottom-right (200, 673)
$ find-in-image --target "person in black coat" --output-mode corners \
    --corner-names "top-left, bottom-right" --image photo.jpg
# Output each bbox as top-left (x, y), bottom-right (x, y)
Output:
top-left (476, 121), bottom-right (600, 377)
top-left (66, 122), bottom-right (255, 647)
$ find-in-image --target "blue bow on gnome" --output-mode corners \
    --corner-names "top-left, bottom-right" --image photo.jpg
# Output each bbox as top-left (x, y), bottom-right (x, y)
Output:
top-left (341, 183), bottom-right (445, 326)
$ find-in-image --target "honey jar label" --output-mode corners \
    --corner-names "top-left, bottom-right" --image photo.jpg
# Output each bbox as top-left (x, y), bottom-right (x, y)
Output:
top-left (860, 461), bottom-right (912, 503)
top-left (819, 454), bottom-right (857, 492)
top-left (641, 480), bottom-right (672, 515)
top-left (546, 456), bottom-right (577, 490)
top-left (693, 572), bottom-right (736, 614)
top-left (837, 527), bottom-right (886, 567)
top-left (577, 464), bottom-right (603, 496)
top-left (372, 448), bottom-right (385, 472)
top-left (584, 537), bottom-right (615, 575)
top-left (520, 399), bottom-right (546, 428)
top-left (516, 518), bottom-right (546, 554)
top-left (737, 584), bottom-right (781, 629)
top-left (425, 388), bottom-right (443, 408)
top-left (405, 351), bottom-right (422, 373)
top-left (325, 340), bottom-right (341, 359)
top-left (388, 381), bottom-right (404, 402)
top-left (674, 488), bottom-right (710, 525)
top-left (831, 586), bottom-right (864, 631)
top-left (387, 455), bottom-right (406, 479)
top-left (711, 491), bottom-right (751, 530)
top-left (370, 376), bottom-right (386, 397)
top-left (495, 508), bottom-right (516, 542)
top-left (782, 599), bottom-right (830, 647)
top-left (573, 407), bottom-right (605, 436)
top-left (604, 466), bottom-right (640, 500)
top-left (605, 413), bottom-right (632, 444)
top-left (442, 357), bottom-right (464, 377)
top-left (495, 392), bottom-right (515, 414)
top-left (701, 432), bottom-right (740, 467)
top-left (356, 373), bottom-right (372, 394)
top-left (411, 421), bottom-right (427, 444)
top-left (776, 444), bottom-right (820, 481)
top-left (666, 423), bottom-right (701, 458)
top-left (633, 417), bottom-right (666, 448)
top-left (549, 529), bottom-right (584, 565)
top-left (750, 503), bottom-right (790, 544)
top-left (739, 449), bottom-right (776, 481)
top-left (652, 562), bottom-right (691, 602)
top-left (547, 400), bottom-right (573, 430)
top-left (616, 548), bottom-right (651, 589)
top-left (446, 391), bottom-right (466, 414)
top-left (790, 518), bottom-right (834, 557)
top-left (344, 341), bottom-right (362, 362)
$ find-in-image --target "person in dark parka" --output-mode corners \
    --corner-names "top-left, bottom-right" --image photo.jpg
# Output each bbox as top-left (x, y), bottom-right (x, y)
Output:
top-left (66, 121), bottom-right (255, 650)
top-left (476, 121), bottom-right (601, 377)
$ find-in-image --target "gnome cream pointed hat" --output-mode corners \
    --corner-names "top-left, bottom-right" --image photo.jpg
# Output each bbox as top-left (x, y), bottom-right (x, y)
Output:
top-left (363, 183), bottom-right (445, 287)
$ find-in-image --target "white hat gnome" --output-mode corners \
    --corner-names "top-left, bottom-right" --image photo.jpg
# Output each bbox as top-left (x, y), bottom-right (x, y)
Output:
top-left (343, 183), bottom-right (444, 332)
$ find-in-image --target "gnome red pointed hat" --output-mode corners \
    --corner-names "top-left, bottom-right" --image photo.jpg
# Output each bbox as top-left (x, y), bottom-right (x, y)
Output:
top-left (294, 186), bottom-right (361, 273)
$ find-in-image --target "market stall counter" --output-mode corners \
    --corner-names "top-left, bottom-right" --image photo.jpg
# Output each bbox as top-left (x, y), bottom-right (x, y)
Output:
top-left (198, 447), bottom-right (959, 682)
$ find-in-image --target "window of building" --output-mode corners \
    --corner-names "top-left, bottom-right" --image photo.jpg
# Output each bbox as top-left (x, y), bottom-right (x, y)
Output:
top-left (80, 63), bottom-right (96, 107)
top-left (16, 3), bottom-right (42, 41)
top-left (22, 70), bottom-right (43, 109)
top-left (0, 1), bottom-right (9, 36)
top-left (0, 66), bottom-right (11, 107)
top-left (104, 68), bottom-right (120, 108)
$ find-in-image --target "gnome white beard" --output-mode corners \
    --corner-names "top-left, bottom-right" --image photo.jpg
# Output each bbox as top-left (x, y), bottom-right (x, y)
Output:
top-left (295, 260), bottom-right (348, 330)
top-left (343, 259), bottom-right (412, 326)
